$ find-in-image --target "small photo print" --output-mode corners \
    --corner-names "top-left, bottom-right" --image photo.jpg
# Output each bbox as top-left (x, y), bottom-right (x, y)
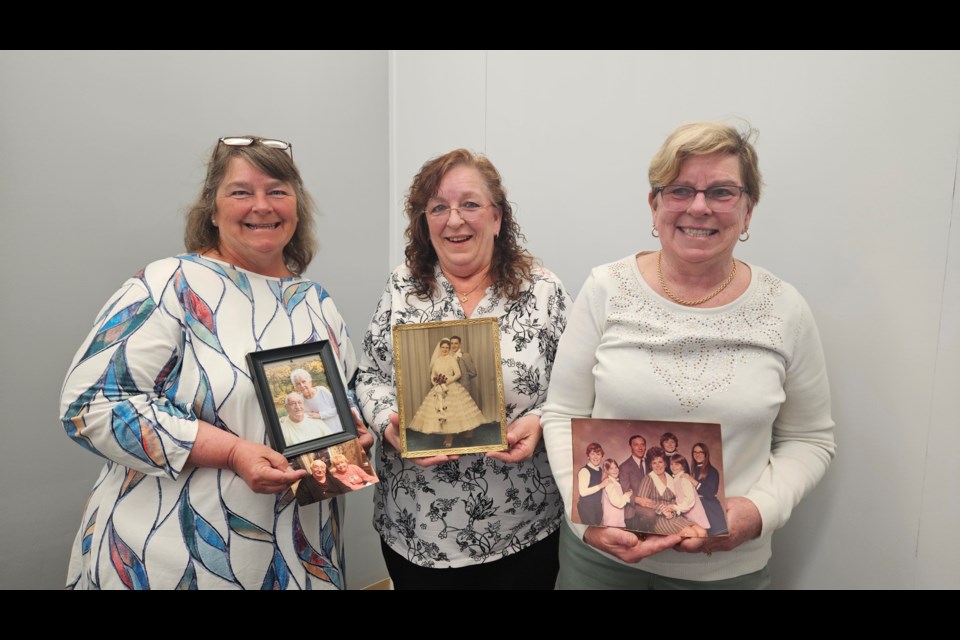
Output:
top-left (290, 437), bottom-right (379, 506)
top-left (571, 419), bottom-right (729, 538)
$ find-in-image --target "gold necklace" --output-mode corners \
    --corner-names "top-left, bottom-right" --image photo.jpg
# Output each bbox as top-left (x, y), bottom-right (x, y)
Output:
top-left (450, 273), bottom-right (489, 303)
top-left (657, 251), bottom-right (737, 307)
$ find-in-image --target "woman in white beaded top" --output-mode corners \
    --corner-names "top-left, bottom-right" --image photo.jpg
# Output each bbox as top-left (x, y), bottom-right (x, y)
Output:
top-left (542, 121), bottom-right (836, 589)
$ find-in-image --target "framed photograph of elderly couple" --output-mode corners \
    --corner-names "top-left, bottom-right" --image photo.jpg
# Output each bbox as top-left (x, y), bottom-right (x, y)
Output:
top-left (247, 342), bottom-right (381, 501)
top-left (571, 418), bottom-right (730, 538)
top-left (394, 318), bottom-right (508, 458)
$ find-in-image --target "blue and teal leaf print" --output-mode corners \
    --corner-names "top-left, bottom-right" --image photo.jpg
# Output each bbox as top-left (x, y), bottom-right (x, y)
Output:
top-left (175, 271), bottom-right (222, 352)
top-left (261, 548), bottom-right (290, 590)
top-left (81, 508), bottom-right (98, 555)
top-left (293, 509), bottom-right (341, 588)
top-left (108, 522), bottom-right (149, 590)
top-left (81, 297), bottom-right (157, 361)
top-left (311, 282), bottom-right (329, 304)
top-left (178, 488), bottom-right (237, 585)
top-left (192, 367), bottom-right (216, 423)
top-left (200, 258), bottom-right (253, 302)
top-left (111, 401), bottom-right (169, 469)
top-left (102, 343), bottom-right (140, 401)
top-left (175, 560), bottom-right (198, 590)
top-left (283, 282), bottom-right (313, 315)
top-left (227, 511), bottom-right (274, 543)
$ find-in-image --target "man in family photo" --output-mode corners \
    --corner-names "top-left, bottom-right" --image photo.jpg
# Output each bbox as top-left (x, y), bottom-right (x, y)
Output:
top-left (279, 392), bottom-right (332, 446)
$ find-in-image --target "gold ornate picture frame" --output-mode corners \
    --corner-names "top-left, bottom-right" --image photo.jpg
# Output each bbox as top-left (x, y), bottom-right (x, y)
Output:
top-left (394, 318), bottom-right (507, 458)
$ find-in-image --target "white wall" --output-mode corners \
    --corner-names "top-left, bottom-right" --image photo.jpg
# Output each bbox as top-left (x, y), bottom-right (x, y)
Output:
top-left (391, 50), bottom-right (960, 588)
top-left (0, 50), bottom-right (389, 589)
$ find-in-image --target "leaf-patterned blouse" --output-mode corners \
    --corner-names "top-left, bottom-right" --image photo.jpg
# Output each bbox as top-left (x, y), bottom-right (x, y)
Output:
top-left (59, 255), bottom-right (357, 589)
top-left (356, 264), bottom-right (570, 568)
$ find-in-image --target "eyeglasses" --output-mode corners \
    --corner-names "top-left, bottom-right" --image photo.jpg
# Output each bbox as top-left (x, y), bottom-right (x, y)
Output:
top-left (655, 184), bottom-right (747, 212)
top-left (217, 136), bottom-right (293, 160)
top-left (692, 450), bottom-right (706, 455)
top-left (424, 202), bottom-right (497, 221)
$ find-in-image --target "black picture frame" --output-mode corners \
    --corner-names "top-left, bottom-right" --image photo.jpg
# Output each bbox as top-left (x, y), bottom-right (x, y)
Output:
top-left (246, 341), bottom-right (357, 459)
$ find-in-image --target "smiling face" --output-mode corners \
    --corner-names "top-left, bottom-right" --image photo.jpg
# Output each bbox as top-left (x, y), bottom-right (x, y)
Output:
top-left (588, 451), bottom-right (603, 467)
top-left (426, 165), bottom-right (502, 279)
top-left (651, 456), bottom-right (666, 475)
top-left (285, 394), bottom-right (305, 422)
top-left (310, 459), bottom-right (327, 482)
top-left (630, 437), bottom-right (646, 460)
top-left (449, 338), bottom-right (461, 353)
top-left (293, 375), bottom-right (316, 399)
top-left (670, 460), bottom-right (684, 475)
top-left (650, 152), bottom-right (752, 272)
top-left (214, 157), bottom-right (298, 276)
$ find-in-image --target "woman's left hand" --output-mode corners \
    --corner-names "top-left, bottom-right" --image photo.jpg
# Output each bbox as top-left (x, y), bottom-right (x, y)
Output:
top-left (673, 496), bottom-right (762, 554)
top-left (486, 414), bottom-right (542, 463)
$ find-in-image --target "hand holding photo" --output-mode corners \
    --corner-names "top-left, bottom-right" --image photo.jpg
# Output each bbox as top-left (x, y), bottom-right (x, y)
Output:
top-left (290, 437), bottom-right (379, 506)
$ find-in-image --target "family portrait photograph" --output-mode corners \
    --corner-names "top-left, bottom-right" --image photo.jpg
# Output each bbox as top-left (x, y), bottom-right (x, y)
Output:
top-left (393, 318), bottom-right (507, 457)
top-left (571, 419), bottom-right (729, 538)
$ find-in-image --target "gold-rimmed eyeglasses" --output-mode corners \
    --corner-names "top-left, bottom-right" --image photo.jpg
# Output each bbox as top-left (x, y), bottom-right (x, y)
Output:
top-left (424, 201), bottom-right (497, 222)
top-left (216, 136), bottom-right (293, 161)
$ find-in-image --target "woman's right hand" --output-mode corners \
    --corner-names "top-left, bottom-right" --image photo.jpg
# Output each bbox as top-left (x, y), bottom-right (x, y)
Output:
top-left (582, 526), bottom-right (681, 564)
top-left (383, 412), bottom-right (459, 467)
top-left (226, 439), bottom-right (306, 494)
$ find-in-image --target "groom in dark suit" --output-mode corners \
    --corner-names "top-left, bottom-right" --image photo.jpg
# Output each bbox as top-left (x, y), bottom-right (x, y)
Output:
top-left (620, 435), bottom-right (657, 532)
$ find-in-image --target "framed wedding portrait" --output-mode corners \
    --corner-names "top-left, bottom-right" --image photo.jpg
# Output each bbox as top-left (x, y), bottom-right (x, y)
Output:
top-left (393, 318), bottom-right (507, 458)
top-left (570, 418), bottom-right (730, 539)
top-left (246, 340), bottom-right (357, 459)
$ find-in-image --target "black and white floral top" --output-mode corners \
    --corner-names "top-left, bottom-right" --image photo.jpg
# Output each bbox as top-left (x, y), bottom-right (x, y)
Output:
top-left (356, 264), bottom-right (570, 568)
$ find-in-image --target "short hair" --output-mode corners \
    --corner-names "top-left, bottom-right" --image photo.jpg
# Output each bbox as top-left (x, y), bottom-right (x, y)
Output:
top-left (330, 453), bottom-right (348, 466)
top-left (645, 446), bottom-right (667, 468)
top-left (285, 392), bottom-right (303, 405)
top-left (310, 459), bottom-right (326, 472)
top-left (184, 136), bottom-right (318, 276)
top-left (629, 434), bottom-right (646, 447)
top-left (450, 335), bottom-right (462, 343)
top-left (403, 148), bottom-right (535, 301)
top-left (648, 121), bottom-right (763, 206)
top-left (660, 432), bottom-right (679, 448)
top-left (290, 368), bottom-right (312, 384)
top-left (586, 442), bottom-right (604, 456)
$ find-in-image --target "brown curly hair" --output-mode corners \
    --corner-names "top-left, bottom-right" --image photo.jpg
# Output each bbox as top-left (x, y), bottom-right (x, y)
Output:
top-left (403, 149), bottom-right (534, 300)
top-left (184, 137), bottom-right (317, 276)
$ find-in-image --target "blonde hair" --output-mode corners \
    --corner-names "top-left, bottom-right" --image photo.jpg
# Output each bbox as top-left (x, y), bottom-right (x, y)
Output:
top-left (649, 121), bottom-right (762, 206)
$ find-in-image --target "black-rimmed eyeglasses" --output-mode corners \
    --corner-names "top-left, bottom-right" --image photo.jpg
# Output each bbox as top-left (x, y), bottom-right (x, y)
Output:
top-left (216, 136), bottom-right (293, 160)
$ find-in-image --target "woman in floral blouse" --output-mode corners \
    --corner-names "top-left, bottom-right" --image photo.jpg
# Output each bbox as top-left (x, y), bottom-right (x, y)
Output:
top-left (356, 149), bottom-right (570, 589)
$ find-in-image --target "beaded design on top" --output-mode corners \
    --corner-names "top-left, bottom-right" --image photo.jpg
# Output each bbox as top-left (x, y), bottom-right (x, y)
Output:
top-left (606, 259), bottom-right (784, 412)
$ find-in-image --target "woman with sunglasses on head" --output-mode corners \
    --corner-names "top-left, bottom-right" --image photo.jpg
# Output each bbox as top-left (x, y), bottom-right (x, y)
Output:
top-left (60, 136), bottom-right (371, 590)
top-left (356, 149), bottom-right (571, 589)
top-left (543, 122), bottom-right (835, 589)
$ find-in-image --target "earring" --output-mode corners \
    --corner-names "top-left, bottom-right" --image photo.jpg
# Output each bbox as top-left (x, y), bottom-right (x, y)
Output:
top-left (651, 225), bottom-right (659, 238)
top-left (212, 217), bottom-right (218, 228)
top-left (739, 230), bottom-right (750, 242)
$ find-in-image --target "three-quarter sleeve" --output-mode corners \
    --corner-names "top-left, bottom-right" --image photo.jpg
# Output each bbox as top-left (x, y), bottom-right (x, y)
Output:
top-left (60, 277), bottom-right (197, 478)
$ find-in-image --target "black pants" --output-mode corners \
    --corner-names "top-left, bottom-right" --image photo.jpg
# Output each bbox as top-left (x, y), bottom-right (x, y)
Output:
top-left (380, 528), bottom-right (560, 590)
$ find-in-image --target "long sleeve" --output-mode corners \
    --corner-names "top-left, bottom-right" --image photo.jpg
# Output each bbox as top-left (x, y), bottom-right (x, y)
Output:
top-left (542, 272), bottom-right (604, 519)
top-left (744, 294), bottom-right (836, 534)
top-left (60, 276), bottom-right (198, 478)
top-left (356, 276), bottom-right (398, 439)
top-left (605, 483), bottom-right (631, 508)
